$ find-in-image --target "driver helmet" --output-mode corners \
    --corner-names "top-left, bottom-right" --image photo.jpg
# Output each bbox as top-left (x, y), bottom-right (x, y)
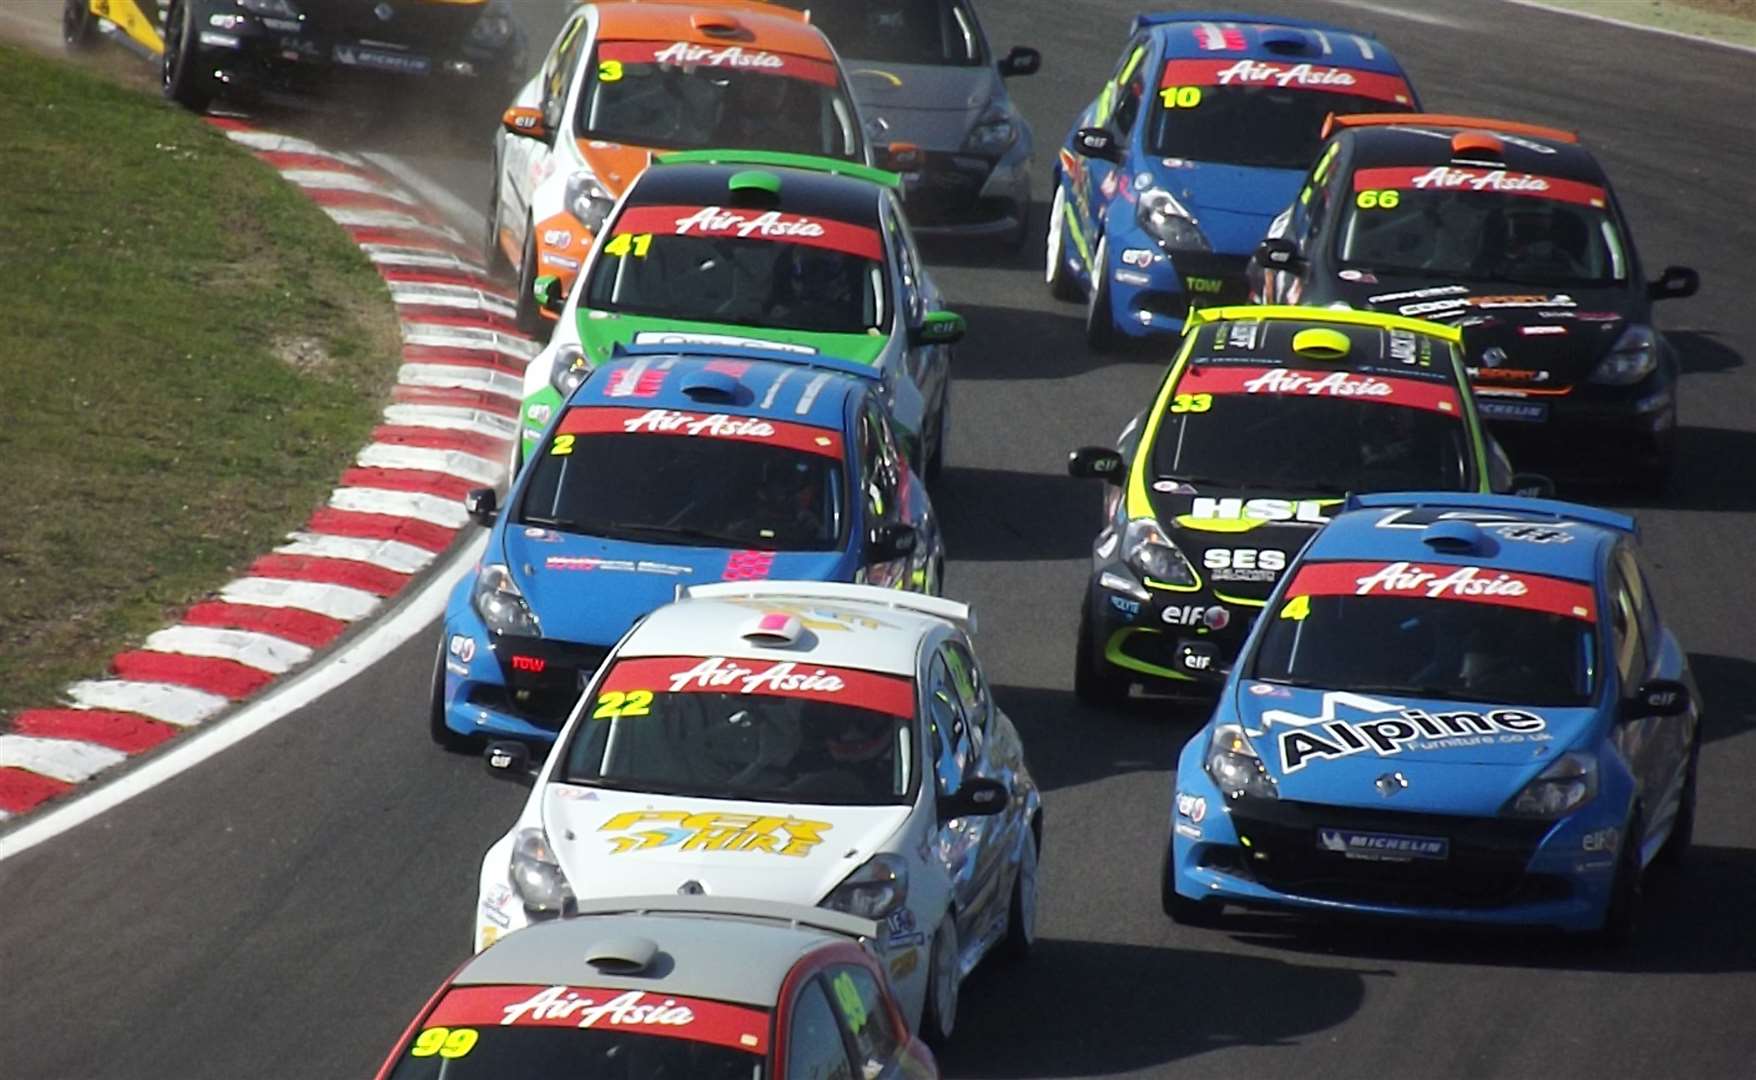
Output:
top-left (825, 713), bottom-right (892, 764)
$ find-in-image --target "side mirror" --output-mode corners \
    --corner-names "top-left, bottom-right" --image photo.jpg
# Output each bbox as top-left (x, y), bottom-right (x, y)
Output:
top-left (909, 309), bottom-right (965, 347)
top-left (465, 487), bottom-right (499, 527)
top-left (1073, 126), bottom-right (1122, 163)
top-left (865, 522), bottom-right (919, 564)
top-left (484, 740), bottom-right (537, 785)
top-left (1510, 472), bottom-right (1555, 499)
top-left (1253, 236), bottom-right (1305, 273)
top-left (1624, 679), bottom-right (1691, 719)
top-left (1648, 265), bottom-right (1699, 302)
top-left (938, 777), bottom-right (1009, 822)
top-left (998, 45), bottom-right (1041, 78)
top-left (1067, 445), bottom-right (1125, 486)
top-left (533, 274), bottom-right (566, 315)
top-left (501, 105), bottom-right (549, 142)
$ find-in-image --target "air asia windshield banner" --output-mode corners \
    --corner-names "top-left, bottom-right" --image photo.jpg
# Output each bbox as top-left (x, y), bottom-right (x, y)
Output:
top-left (613, 205), bottom-right (883, 261)
top-left (598, 40), bottom-right (837, 86)
top-left (560, 406), bottom-right (845, 458)
top-left (601, 655), bottom-right (916, 717)
top-left (1176, 364), bottom-right (1462, 414)
top-left (1161, 59), bottom-right (1413, 105)
top-left (426, 985), bottom-right (769, 1053)
top-left (1283, 559), bottom-right (1597, 621)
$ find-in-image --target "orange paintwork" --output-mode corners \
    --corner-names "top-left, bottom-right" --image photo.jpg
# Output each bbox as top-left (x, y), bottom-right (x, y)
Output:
top-left (1322, 112), bottom-right (1580, 144)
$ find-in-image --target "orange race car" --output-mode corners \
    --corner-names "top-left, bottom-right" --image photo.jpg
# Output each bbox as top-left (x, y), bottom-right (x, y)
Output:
top-left (488, 0), bottom-right (871, 335)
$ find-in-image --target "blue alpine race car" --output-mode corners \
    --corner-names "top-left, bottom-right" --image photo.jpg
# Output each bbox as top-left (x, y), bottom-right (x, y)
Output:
top-left (430, 343), bottom-right (945, 748)
top-left (1166, 492), bottom-right (1701, 940)
top-left (1046, 11), bottom-right (1419, 348)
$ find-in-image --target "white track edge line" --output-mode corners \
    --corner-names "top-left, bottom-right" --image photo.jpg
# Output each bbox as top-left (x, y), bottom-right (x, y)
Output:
top-left (1496, 0), bottom-right (1756, 55)
top-left (360, 151), bottom-right (488, 247)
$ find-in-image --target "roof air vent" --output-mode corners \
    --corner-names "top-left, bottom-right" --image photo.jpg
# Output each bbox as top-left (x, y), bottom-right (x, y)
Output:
top-left (584, 936), bottom-right (660, 976)
top-left (1260, 28), bottom-right (1317, 55)
top-left (727, 169), bottom-right (782, 208)
top-left (743, 612), bottom-right (804, 647)
top-left (1451, 130), bottom-right (1505, 161)
top-left (679, 369), bottom-right (744, 403)
top-left (691, 12), bottom-right (744, 37)
top-left (1291, 327), bottom-right (1352, 361)
top-left (1420, 520), bottom-right (1490, 554)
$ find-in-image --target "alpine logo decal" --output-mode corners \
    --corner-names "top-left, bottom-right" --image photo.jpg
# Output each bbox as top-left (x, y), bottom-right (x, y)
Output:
top-left (598, 809), bottom-right (832, 857)
top-left (1257, 690), bottom-right (1551, 773)
top-left (614, 205), bottom-right (883, 260)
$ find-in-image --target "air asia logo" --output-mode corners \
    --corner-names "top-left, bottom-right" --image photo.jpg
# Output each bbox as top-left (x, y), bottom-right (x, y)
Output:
top-left (1260, 691), bottom-right (1550, 772)
top-left (1243, 369), bottom-right (1392, 398)
top-left (623, 409), bottom-right (777, 439)
top-left (666, 657), bottom-right (846, 696)
top-left (653, 41), bottom-right (785, 72)
top-left (501, 987), bottom-right (696, 1028)
top-left (674, 206), bottom-right (826, 240)
top-left (1187, 497), bottom-right (1335, 524)
top-left (1409, 167), bottom-right (1551, 194)
top-left (1214, 59), bottom-right (1357, 88)
top-left (599, 809), bottom-right (831, 857)
top-left (1353, 561), bottom-right (1532, 600)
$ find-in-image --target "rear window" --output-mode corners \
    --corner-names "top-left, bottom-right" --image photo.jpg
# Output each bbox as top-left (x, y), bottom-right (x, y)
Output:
top-left (770, 0), bottom-right (985, 65)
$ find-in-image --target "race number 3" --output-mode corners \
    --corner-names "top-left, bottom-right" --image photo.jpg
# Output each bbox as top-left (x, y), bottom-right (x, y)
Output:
top-left (1159, 85), bottom-right (1203, 109)
top-left (598, 59), bottom-right (623, 82)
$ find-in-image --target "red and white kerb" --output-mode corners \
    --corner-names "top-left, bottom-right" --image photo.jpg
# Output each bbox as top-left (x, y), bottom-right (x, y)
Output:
top-left (1178, 364), bottom-right (1461, 415)
top-left (559, 406), bottom-right (844, 458)
top-left (1284, 560), bottom-right (1598, 621)
top-left (602, 656), bottom-right (915, 718)
top-left (612, 205), bottom-right (883, 261)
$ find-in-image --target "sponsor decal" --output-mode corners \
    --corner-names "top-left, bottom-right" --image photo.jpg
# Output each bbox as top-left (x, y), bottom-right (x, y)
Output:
top-left (1258, 690), bottom-right (1553, 773)
top-left (1175, 792), bottom-right (1207, 823)
top-left (1369, 284), bottom-right (1471, 305)
top-left (1179, 364), bottom-right (1461, 414)
top-left (448, 634), bottom-right (476, 663)
top-left (1121, 247), bottom-right (1156, 268)
top-left (614, 205), bottom-right (882, 261)
top-left (631, 330), bottom-right (818, 355)
top-left (1183, 497), bottom-right (1337, 525)
top-left (1185, 275), bottom-right (1224, 295)
top-left (542, 229), bottom-right (573, 247)
top-left (884, 908), bottom-right (925, 948)
top-left (1520, 324), bottom-right (1569, 337)
top-left (479, 884), bottom-right (515, 928)
top-left (1337, 268), bottom-right (1377, 283)
top-left (1284, 559), bottom-right (1596, 621)
top-left (1162, 604), bottom-right (1205, 627)
top-left (1582, 826), bottom-right (1619, 853)
top-left (527, 403), bottom-right (553, 426)
top-left (1203, 547), bottom-right (1286, 582)
top-left (1109, 594), bottom-right (1141, 617)
top-left (599, 809), bottom-right (832, 857)
top-left (1353, 166), bottom-right (1608, 209)
top-left (1115, 269), bottom-right (1151, 287)
top-left (543, 556), bottom-right (694, 576)
top-left (1495, 524), bottom-right (1573, 544)
top-left (724, 549), bottom-right (776, 582)
top-left (540, 253), bottom-right (581, 270)
top-left (598, 39), bottom-right (838, 86)
top-left (889, 948), bottom-right (920, 980)
top-left (559, 406), bottom-right (844, 458)
top-left (601, 655), bottom-right (915, 717)
top-left (1163, 59), bottom-right (1413, 105)
top-left (1318, 827), bottom-right (1448, 861)
top-left (427, 985), bottom-right (769, 1052)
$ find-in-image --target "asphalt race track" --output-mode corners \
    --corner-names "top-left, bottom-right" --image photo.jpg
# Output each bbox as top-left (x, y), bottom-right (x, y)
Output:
top-left (2, 1), bottom-right (1754, 1077)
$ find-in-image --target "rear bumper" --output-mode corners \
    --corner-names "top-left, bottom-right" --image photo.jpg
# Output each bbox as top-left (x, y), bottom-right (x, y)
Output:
top-left (190, 18), bottom-right (521, 103)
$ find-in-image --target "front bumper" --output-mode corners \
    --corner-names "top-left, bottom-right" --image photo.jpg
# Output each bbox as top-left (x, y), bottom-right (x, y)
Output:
top-left (439, 590), bottom-right (610, 745)
top-left (1098, 226), bottom-right (1252, 339)
top-left (1474, 367), bottom-right (1676, 475)
top-left (891, 144), bottom-right (1031, 240)
top-left (1085, 565), bottom-right (1254, 687)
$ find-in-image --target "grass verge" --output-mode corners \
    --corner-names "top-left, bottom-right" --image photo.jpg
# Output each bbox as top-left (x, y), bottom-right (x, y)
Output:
top-left (1516, 0), bottom-right (1756, 47)
top-left (0, 42), bottom-right (402, 724)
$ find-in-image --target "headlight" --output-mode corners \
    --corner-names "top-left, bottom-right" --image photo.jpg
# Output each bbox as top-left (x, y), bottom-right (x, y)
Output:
top-left (821, 854), bottom-right (909, 919)
top-left (1137, 188), bottom-right (1210, 252)
top-left (547, 344), bottom-right (590, 399)
top-left (1205, 723), bottom-right (1277, 800)
top-left (964, 107), bottom-right (1017, 153)
top-left (1588, 324), bottom-right (1657, 386)
top-left (466, 5), bottom-right (515, 49)
top-left (238, 0), bottom-right (301, 17)
top-left (473, 564), bottom-right (541, 637)
top-left (509, 827), bottom-right (575, 914)
top-left (1122, 517), bottom-right (1197, 586)
top-left (1505, 751), bottom-right (1598, 819)
top-left (564, 172), bottom-right (615, 236)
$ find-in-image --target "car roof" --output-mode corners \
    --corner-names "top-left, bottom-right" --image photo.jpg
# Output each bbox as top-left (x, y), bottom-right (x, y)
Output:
top-left (452, 899), bottom-right (871, 1008)
top-left (624, 584), bottom-right (969, 676)
top-left (1307, 493), bottom-right (1635, 583)
top-left (592, 1), bottom-right (832, 61)
top-left (626, 161), bottom-right (885, 225)
top-left (1183, 305), bottom-right (1464, 380)
top-left (569, 349), bottom-right (864, 431)
top-left (1343, 122), bottom-right (1608, 185)
top-left (1144, 12), bottom-right (1410, 76)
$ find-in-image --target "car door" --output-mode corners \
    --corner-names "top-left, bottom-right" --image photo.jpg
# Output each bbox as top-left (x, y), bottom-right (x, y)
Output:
top-left (1617, 545), bottom-right (1696, 821)
top-left (925, 645), bottom-right (1005, 950)
top-left (856, 400), bottom-right (911, 589)
top-left (1257, 137), bottom-right (1346, 305)
top-left (508, 11), bottom-right (589, 249)
top-left (883, 194), bottom-right (945, 421)
top-left (872, 401), bottom-right (936, 590)
top-left (1606, 556), bottom-right (1664, 838)
top-left (1073, 36), bottom-right (1148, 247)
top-left (940, 637), bottom-right (1016, 934)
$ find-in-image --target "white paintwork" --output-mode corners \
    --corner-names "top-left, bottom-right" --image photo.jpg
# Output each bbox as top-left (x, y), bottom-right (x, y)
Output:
top-left (142, 626), bottom-right (313, 675)
top-left (328, 486), bottom-right (471, 530)
top-left (396, 363), bottom-right (525, 400)
top-left (381, 403), bottom-right (522, 439)
top-left (219, 576), bottom-right (384, 622)
top-left (0, 736), bottom-right (128, 784)
top-left (65, 680), bottom-right (229, 727)
top-left (355, 443), bottom-right (504, 487)
top-left (277, 532), bottom-right (436, 575)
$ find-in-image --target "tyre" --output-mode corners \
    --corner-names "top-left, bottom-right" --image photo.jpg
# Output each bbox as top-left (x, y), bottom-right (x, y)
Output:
top-left (161, 0), bottom-right (214, 114)
top-left (428, 639), bottom-right (476, 752)
top-left (1085, 235), bottom-right (1119, 352)
top-left (1656, 739), bottom-right (1699, 867)
top-left (1001, 827), bottom-right (1039, 961)
top-left (1597, 810), bottom-right (1644, 945)
top-left (1073, 595), bottom-right (1129, 708)
top-left (1045, 183), bottom-right (1080, 301)
top-left (63, 0), bottom-right (98, 51)
top-left (514, 222), bottom-right (543, 337)
top-left (1161, 846), bottom-right (1224, 926)
top-left (920, 914), bottom-right (960, 1048)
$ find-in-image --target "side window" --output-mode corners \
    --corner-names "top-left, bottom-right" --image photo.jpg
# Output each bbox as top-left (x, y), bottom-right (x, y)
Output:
top-left (541, 16), bottom-right (588, 132)
top-left (861, 402), bottom-right (902, 521)
top-left (885, 196), bottom-right (924, 326)
top-left (1295, 140), bottom-right (1344, 247)
top-left (828, 966), bottom-right (902, 1074)
top-left (787, 979), bottom-right (856, 1080)
top-left (1609, 570), bottom-right (1649, 689)
top-left (1110, 47), bottom-right (1148, 137)
top-left (927, 653), bottom-right (971, 796)
top-left (1616, 547), bottom-right (1662, 645)
top-left (942, 639), bottom-right (989, 740)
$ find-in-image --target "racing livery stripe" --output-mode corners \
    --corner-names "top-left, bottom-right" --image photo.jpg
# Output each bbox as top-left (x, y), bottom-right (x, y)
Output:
top-left (597, 38), bottom-right (837, 86)
top-left (10, 710), bottom-right (182, 755)
top-left (1285, 559), bottom-right (1598, 620)
top-left (1177, 364), bottom-right (1461, 414)
top-left (613, 204), bottom-right (883, 261)
top-left (426, 985), bottom-right (771, 1053)
top-left (558, 406), bottom-right (845, 457)
top-left (64, 680), bottom-right (229, 727)
top-left (141, 626), bottom-right (314, 675)
top-left (109, 652), bottom-right (278, 700)
top-left (1352, 166), bottom-right (1609, 208)
top-left (1161, 59), bottom-right (1414, 104)
top-left (602, 656), bottom-right (916, 718)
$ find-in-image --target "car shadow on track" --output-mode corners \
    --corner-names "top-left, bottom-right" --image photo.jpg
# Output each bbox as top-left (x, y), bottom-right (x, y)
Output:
top-left (936, 464), bottom-right (1098, 562)
top-left (990, 683), bottom-right (1209, 794)
top-left (1549, 424), bottom-right (1756, 514)
top-left (941, 937), bottom-right (1373, 1077)
top-left (1688, 652), bottom-right (1756, 746)
top-left (1671, 329), bottom-right (1744, 376)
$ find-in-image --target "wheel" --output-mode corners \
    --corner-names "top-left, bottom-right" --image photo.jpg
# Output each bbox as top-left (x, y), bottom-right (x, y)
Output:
top-left (514, 222), bottom-right (543, 337)
top-left (160, 0), bottom-right (214, 113)
top-left (1073, 595), bottom-right (1129, 708)
top-left (62, 0), bottom-right (98, 51)
top-left (428, 638), bottom-right (476, 752)
top-left (1597, 810), bottom-right (1645, 945)
top-left (919, 914), bottom-right (959, 1048)
top-left (1656, 740), bottom-right (1699, 867)
top-left (1084, 235), bottom-right (1119, 352)
top-left (1162, 846), bottom-right (1224, 926)
top-left (1001, 827), bottom-right (1039, 961)
top-left (1044, 182), bottom-right (1080, 301)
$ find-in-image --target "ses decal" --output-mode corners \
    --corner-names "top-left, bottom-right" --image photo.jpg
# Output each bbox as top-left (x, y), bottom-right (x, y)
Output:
top-left (1203, 547), bottom-right (1287, 582)
top-left (599, 809), bottom-right (833, 857)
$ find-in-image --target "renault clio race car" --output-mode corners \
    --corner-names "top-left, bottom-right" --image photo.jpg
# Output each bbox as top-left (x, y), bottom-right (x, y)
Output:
top-left (434, 344), bottom-right (944, 747)
top-left (518, 151), bottom-right (965, 479)
top-left (1248, 114), bottom-right (1700, 491)
top-left (1166, 493), bottom-right (1702, 941)
top-left (66, 0), bottom-right (528, 115)
top-left (770, 0), bottom-right (1042, 245)
top-left (473, 581), bottom-right (1042, 1046)
top-left (490, 1), bottom-right (869, 333)
top-left (1067, 305), bottom-right (1533, 705)
top-left (1047, 11), bottom-right (1418, 348)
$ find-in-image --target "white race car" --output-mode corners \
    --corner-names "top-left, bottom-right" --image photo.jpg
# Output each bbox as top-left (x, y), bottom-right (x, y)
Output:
top-left (474, 581), bottom-right (1042, 1046)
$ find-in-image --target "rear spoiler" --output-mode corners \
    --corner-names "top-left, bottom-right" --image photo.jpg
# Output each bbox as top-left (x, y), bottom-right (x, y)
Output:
top-left (681, 581), bottom-right (976, 635)
top-left (609, 340), bottom-right (880, 381)
top-left (654, 149), bottom-right (902, 190)
top-left (567, 895), bottom-right (880, 943)
top-left (1129, 10), bottom-right (1370, 37)
top-left (1186, 304), bottom-right (1463, 346)
top-left (1345, 492), bottom-right (1637, 537)
top-left (1321, 112), bottom-right (1578, 143)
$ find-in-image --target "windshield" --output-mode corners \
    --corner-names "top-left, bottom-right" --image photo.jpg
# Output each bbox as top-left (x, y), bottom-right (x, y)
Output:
top-left (772, 0), bottom-right (983, 65)
top-left (1252, 560), bottom-right (1599, 706)
top-left (386, 985), bottom-right (767, 1079)
top-left (1148, 367), bottom-right (1473, 493)
top-left (1149, 61), bottom-right (1413, 168)
top-left (585, 205), bottom-right (888, 334)
top-left (563, 655), bottom-right (916, 805)
top-left (579, 42), bottom-right (860, 159)
top-left (520, 413), bottom-right (846, 551)
top-left (1338, 168), bottom-right (1627, 286)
